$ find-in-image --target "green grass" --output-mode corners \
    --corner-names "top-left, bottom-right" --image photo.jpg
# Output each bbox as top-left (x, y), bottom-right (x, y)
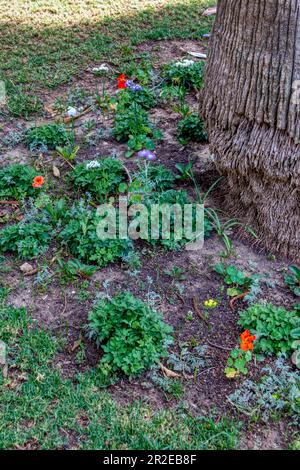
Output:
top-left (0, 293), bottom-right (240, 450)
top-left (0, 0), bottom-right (214, 117)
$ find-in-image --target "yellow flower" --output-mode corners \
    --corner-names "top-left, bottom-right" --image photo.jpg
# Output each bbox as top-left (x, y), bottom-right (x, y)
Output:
top-left (204, 299), bottom-right (218, 309)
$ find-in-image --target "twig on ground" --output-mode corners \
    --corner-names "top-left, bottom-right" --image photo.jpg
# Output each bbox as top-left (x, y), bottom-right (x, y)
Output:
top-left (229, 291), bottom-right (250, 311)
top-left (192, 297), bottom-right (210, 325)
top-left (207, 340), bottom-right (232, 352)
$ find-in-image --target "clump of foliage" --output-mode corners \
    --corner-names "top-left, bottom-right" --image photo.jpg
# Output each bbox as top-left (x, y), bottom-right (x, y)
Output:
top-left (117, 87), bottom-right (155, 109)
top-left (26, 123), bottom-right (74, 151)
top-left (225, 348), bottom-right (253, 379)
top-left (0, 164), bottom-right (39, 200)
top-left (0, 221), bottom-right (52, 259)
top-left (6, 87), bottom-right (42, 118)
top-left (177, 114), bottom-right (208, 145)
top-left (285, 266), bottom-right (300, 296)
top-left (229, 358), bottom-right (300, 423)
top-left (146, 164), bottom-right (176, 192)
top-left (175, 161), bottom-right (194, 180)
top-left (56, 144), bottom-right (80, 163)
top-left (69, 158), bottom-right (126, 202)
top-left (114, 103), bottom-right (162, 156)
top-left (167, 344), bottom-right (207, 377)
top-left (163, 60), bottom-right (205, 90)
top-left (238, 303), bottom-right (300, 356)
top-left (0, 126), bottom-right (26, 150)
top-left (133, 163), bottom-right (176, 194)
top-left (56, 258), bottom-right (98, 281)
top-left (59, 203), bottom-right (132, 267)
top-left (214, 263), bottom-right (260, 297)
top-left (225, 330), bottom-right (257, 379)
top-left (88, 292), bottom-right (173, 376)
top-left (145, 189), bottom-right (212, 250)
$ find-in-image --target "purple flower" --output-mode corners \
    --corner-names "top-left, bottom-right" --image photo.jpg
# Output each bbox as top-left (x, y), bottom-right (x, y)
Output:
top-left (125, 80), bottom-right (142, 92)
top-left (137, 149), bottom-right (156, 161)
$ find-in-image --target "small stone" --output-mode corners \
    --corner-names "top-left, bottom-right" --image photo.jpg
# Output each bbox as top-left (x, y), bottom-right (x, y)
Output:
top-left (67, 106), bottom-right (78, 118)
top-left (187, 52), bottom-right (207, 59)
top-left (20, 263), bottom-right (34, 274)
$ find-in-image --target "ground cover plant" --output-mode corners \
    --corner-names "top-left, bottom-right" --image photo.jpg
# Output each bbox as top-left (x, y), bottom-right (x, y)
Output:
top-left (0, 0), bottom-right (299, 453)
top-left (88, 292), bottom-right (173, 376)
top-left (0, 164), bottom-right (39, 200)
top-left (26, 123), bottom-right (74, 151)
top-left (69, 157), bottom-right (126, 202)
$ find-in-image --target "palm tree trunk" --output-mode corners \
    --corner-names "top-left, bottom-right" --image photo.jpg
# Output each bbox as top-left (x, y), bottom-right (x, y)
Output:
top-left (202, 0), bottom-right (300, 259)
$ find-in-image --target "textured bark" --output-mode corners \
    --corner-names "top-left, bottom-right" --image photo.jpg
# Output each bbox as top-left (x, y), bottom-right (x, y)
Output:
top-left (202, 0), bottom-right (300, 259)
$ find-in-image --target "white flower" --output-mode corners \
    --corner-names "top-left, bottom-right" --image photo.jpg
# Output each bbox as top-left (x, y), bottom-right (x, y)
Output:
top-left (174, 59), bottom-right (195, 68)
top-left (67, 106), bottom-right (78, 117)
top-left (86, 160), bottom-right (101, 169)
top-left (92, 64), bottom-right (110, 73)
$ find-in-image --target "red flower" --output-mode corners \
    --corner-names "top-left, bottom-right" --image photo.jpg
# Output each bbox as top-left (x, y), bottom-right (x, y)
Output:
top-left (32, 176), bottom-right (45, 188)
top-left (117, 74), bottom-right (126, 89)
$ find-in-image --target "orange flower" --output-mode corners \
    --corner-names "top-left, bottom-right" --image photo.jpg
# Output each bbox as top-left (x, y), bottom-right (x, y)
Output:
top-left (117, 74), bottom-right (126, 89)
top-left (32, 176), bottom-right (45, 188)
top-left (241, 341), bottom-right (254, 351)
top-left (240, 330), bottom-right (256, 351)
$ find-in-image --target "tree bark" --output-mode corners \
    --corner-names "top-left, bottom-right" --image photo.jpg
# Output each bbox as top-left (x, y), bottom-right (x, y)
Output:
top-left (202, 0), bottom-right (300, 260)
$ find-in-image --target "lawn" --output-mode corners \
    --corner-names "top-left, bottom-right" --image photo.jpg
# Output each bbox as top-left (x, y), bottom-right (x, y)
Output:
top-left (0, 0), bottom-right (299, 451)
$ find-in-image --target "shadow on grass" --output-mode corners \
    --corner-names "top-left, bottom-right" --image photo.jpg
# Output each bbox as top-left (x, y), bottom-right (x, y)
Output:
top-left (0, 0), bottom-right (214, 92)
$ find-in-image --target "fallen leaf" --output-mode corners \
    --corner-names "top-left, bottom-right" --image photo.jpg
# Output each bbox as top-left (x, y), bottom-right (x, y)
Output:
top-left (20, 262), bottom-right (34, 274)
top-left (159, 362), bottom-right (181, 378)
top-left (71, 339), bottom-right (82, 352)
top-left (52, 165), bottom-right (60, 178)
top-left (24, 269), bottom-right (38, 276)
top-left (2, 365), bottom-right (8, 378)
top-left (225, 367), bottom-right (237, 379)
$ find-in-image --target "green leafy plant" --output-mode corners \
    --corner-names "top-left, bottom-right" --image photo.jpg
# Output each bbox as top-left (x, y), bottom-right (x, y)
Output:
top-left (56, 144), bottom-right (80, 162)
top-left (114, 102), bottom-right (162, 157)
top-left (225, 348), bottom-right (253, 379)
top-left (163, 60), bottom-right (205, 90)
top-left (0, 164), bottom-right (39, 200)
top-left (146, 164), bottom-right (175, 192)
top-left (285, 266), bottom-right (300, 296)
top-left (26, 123), bottom-right (74, 151)
top-left (214, 263), bottom-right (260, 297)
top-left (145, 189), bottom-right (213, 250)
top-left (69, 158), bottom-right (126, 202)
top-left (117, 87), bottom-right (155, 109)
top-left (59, 204), bottom-right (132, 266)
top-left (177, 114), bottom-right (208, 145)
top-left (134, 163), bottom-right (176, 194)
top-left (175, 161), bottom-right (194, 180)
top-left (238, 303), bottom-right (300, 356)
top-left (88, 292), bottom-right (173, 376)
top-left (0, 221), bottom-right (52, 258)
top-left (164, 265), bottom-right (186, 280)
top-left (56, 258), bottom-right (98, 281)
